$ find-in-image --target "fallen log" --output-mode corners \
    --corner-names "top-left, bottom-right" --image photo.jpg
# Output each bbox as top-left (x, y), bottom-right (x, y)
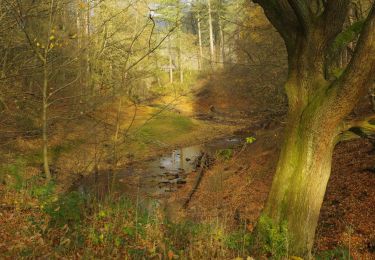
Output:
top-left (183, 153), bottom-right (208, 208)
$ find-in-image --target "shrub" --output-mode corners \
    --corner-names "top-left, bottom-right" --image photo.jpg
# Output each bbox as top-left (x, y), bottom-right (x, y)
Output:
top-left (255, 215), bottom-right (289, 259)
top-left (43, 191), bottom-right (86, 227)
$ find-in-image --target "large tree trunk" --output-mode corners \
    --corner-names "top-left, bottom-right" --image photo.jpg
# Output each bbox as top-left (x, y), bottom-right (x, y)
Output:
top-left (254, 1), bottom-right (375, 255)
top-left (259, 32), bottom-right (346, 256)
top-left (263, 87), bottom-right (340, 257)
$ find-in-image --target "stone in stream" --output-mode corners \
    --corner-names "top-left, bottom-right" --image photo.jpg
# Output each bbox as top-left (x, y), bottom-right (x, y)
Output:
top-left (185, 158), bottom-right (191, 161)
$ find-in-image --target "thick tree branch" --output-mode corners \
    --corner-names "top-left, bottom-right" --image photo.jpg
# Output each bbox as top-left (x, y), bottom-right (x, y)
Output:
top-left (333, 3), bottom-right (375, 112)
top-left (340, 114), bottom-right (375, 141)
top-left (252, 0), bottom-right (300, 53)
top-left (321, 0), bottom-right (351, 45)
top-left (287, 0), bottom-right (311, 33)
top-left (317, 3), bottom-right (375, 130)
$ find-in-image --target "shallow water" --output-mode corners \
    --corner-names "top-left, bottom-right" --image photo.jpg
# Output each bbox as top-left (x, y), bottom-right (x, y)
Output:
top-left (76, 136), bottom-right (244, 201)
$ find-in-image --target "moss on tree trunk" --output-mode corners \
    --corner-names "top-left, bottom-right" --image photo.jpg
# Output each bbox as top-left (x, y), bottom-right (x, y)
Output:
top-left (251, 3), bottom-right (375, 257)
top-left (259, 98), bottom-right (339, 258)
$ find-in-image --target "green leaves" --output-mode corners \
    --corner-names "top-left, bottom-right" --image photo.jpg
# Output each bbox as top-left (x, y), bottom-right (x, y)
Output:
top-left (43, 191), bottom-right (86, 227)
top-left (256, 215), bottom-right (289, 259)
top-left (216, 148), bottom-right (233, 160)
top-left (246, 136), bottom-right (256, 144)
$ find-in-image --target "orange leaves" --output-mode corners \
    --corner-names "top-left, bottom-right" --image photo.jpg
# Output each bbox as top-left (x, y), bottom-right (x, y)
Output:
top-left (167, 249), bottom-right (174, 260)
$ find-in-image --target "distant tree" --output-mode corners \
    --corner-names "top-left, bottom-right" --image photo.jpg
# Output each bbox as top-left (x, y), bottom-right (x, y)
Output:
top-left (207, 0), bottom-right (216, 67)
top-left (252, 0), bottom-right (375, 257)
top-left (3, 0), bottom-right (83, 181)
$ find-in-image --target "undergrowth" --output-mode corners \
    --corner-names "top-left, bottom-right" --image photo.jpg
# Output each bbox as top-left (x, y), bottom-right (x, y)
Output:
top-left (254, 215), bottom-right (289, 259)
top-left (1, 169), bottom-right (254, 259)
top-left (0, 152), bottom-right (358, 259)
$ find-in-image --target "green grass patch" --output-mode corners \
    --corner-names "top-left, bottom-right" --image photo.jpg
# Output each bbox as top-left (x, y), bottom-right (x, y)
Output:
top-left (135, 111), bottom-right (196, 146)
top-left (0, 158), bottom-right (27, 190)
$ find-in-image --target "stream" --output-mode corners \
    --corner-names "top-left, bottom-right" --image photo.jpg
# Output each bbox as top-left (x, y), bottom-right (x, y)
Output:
top-left (76, 135), bottom-right (245, 204)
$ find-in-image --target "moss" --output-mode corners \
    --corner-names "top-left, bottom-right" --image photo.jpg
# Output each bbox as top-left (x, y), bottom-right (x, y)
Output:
top-left (331, 20), bottom-right (364, 55)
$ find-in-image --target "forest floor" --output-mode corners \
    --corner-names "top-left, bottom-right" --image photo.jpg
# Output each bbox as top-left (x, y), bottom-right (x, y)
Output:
top-left (0, 69), bottom-right (374, 259)
top-left (172, 125), bottom-right (375, 259)
top-left (168, 70), bottom-right (375, 259)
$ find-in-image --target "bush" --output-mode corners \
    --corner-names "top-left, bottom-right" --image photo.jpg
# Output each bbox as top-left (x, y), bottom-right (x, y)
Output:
top-left (255, 215), bottom-right (289, 259)
top-left (43, 191), bottom-right (86, 227)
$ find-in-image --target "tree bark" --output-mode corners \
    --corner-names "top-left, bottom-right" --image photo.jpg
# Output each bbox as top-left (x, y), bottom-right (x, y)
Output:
top-left (85, 0), bottom-right (92, 96)
top-left (197, 12), bottom-right (203, 70)
top-left (178, 33), bottom-right (184, 83)
top-left (253, 1), bottom-right (375, 257)
top-left (218, 14), bottom-right (225, 67)
top-left (168, 36), bottom-right (173, 84)
top-left (263, 77), bottom-right (340, 257)
top-left (207, 0), bottom-right (215, 67)
top-left (42, 61), bottom-right (52, 182)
